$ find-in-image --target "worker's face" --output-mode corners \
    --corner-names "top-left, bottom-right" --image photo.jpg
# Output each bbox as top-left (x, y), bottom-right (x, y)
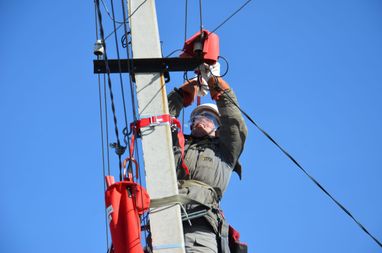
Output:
top-left (190, 114), bottom-right (217, 137)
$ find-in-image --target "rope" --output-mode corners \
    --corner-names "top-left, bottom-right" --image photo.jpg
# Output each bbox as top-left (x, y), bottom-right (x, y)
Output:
top-left (95, 0), bottom-right (125, 180)
top-left (218, 86), bottom-right (382, 248)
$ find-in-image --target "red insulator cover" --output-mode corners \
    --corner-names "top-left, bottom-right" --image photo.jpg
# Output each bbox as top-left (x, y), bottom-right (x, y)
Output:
top-left (180, 29), bottom-right (219, 64)
top-left (105, 176), bottom-right (150, 253)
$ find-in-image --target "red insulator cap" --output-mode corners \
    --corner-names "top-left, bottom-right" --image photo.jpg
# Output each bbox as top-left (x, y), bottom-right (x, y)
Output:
top-left (180, 29), bottom-right (220, 65)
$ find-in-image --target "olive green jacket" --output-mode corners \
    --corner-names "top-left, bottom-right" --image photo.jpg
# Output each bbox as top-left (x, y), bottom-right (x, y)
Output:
top-left (168, 88), bottom-right (247, 202)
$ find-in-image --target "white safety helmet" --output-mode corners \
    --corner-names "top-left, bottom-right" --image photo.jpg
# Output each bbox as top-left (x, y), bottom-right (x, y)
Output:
top-left (190, 103), bottom-right (221, 129)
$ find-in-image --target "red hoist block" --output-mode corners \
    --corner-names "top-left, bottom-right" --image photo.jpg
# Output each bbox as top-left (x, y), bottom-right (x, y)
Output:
top-left (105, 176), bottom-right (150, 253)
top-left (180, 29), bottom-right (220, 65)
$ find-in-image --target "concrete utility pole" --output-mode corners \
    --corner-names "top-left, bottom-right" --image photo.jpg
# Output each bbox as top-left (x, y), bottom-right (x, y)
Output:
top-left (128, 1), bottom-right (186, 252)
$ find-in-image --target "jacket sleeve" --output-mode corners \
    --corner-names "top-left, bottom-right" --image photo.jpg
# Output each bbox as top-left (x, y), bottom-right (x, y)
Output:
top-left (216, 89), bottom-right (248, 168)
top-left (167, 89), bottom-right (184, 117)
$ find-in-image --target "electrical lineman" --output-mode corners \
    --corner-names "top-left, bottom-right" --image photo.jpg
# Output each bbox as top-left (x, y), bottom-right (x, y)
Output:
top-left (168, 63), bottom-right (248, 253)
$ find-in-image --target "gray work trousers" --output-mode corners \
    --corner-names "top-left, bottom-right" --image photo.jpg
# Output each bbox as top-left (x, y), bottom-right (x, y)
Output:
top-left (183, 222), bottom-right (218, 253)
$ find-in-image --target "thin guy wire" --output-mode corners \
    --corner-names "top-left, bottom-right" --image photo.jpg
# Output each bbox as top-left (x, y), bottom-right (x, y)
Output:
top-left (105, 0), bottom-right (148, 41)
top-left (219, 88), bottom-right (382, 248)
top-left (94, 1), bottom-right (109, 250)
top-left (209, 0), bottom-right (252, 35)
top-left (110, 0), bottom-right (129, 130)
top-left (95, 0), bottom-right (124, 176)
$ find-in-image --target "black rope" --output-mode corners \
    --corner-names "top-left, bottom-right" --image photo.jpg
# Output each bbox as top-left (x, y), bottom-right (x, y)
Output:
top-left (95, 0), bottom-right (125, 179)
top-left (210, 0), bottom-right (252, 35)
top-left (218, 86), bottom-right (382, 248)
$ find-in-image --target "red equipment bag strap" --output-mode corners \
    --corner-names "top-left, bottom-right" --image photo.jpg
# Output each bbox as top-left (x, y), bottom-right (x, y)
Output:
top-left (130, 114), bottom-right (190, 176)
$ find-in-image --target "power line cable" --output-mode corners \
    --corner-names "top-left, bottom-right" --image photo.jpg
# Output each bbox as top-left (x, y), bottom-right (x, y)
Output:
top-left (210, 0), bottom-right (252, 35)
top-left (218, 85), bottom-right (382, 248)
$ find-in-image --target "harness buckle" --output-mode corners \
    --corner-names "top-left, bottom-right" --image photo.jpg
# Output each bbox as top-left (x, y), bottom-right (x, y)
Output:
top-left (149, 115), bottom-right (162, 126)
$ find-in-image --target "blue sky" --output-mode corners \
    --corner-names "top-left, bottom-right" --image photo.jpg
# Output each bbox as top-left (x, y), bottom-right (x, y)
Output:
top-left (1, 0), bottom-right (381, 252)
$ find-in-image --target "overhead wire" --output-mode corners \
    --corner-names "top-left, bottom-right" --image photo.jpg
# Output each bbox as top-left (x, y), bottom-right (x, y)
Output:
top-left (216, 82), bottom-right (382, 248)
top-left (210, 0), bottom-right (252, 35)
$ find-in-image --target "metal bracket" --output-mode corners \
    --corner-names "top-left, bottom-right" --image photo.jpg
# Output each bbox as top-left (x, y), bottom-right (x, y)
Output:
top-left (93, 57), bottom-right (204, 74)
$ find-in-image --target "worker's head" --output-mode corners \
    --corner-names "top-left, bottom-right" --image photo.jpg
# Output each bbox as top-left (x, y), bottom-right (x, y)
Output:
top-left (190, 103), bottom-right (220, 137)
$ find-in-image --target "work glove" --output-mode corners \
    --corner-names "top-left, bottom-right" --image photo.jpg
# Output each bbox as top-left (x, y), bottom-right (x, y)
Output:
top-left (179, 78), bottom-right (198, 106)
top-left (195, 62), bottom-right (220, 97)
top-left (208, 77), bottom-right (230, 101)
top-left (196, 75), bottom-right (209, 96)
top-left (198, 62), bottom-right (220, 82)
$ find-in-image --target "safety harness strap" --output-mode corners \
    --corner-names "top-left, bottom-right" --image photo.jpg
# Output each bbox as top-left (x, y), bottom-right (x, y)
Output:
top-left (130, 114), bottom-right (190, 175)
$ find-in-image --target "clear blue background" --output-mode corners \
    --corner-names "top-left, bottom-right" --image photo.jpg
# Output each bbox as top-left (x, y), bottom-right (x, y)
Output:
top-left (0, 1), bottom-right (381, 252)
